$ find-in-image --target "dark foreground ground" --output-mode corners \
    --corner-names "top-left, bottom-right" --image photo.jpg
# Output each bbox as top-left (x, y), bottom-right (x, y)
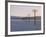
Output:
top-left (11, 16), bottom-right (41, 32)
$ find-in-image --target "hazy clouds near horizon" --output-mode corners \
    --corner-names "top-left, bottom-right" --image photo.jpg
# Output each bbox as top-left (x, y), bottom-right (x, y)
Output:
top-left (10, 5), bottom-right (42, 17)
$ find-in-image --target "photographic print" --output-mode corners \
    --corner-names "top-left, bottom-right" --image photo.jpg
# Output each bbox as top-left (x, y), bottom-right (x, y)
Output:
top-left (6, 1), bottom-right (45, 35)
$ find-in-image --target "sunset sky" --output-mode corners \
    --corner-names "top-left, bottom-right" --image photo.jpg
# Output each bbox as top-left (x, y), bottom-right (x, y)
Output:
top-left (10, 5), bottom-right (42, 17)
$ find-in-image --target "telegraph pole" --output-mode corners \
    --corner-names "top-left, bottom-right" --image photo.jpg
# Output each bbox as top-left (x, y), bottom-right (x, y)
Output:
top-left (32, 9), bottom-right (37, 25)
top-left (27, 14), bottom-right (30, 24)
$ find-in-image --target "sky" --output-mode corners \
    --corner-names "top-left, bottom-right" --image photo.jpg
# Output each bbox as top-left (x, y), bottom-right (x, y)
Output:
top-left (10, 5), bottom-right (42, 17)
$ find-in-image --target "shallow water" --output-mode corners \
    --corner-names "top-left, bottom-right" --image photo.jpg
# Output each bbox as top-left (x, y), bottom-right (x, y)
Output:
top-left (11, 17), bottom-right (41, 32)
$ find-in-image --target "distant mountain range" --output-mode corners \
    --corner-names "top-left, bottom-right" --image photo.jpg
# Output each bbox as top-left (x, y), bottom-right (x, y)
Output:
top-left (11, 16), bottom-right (41, 20)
